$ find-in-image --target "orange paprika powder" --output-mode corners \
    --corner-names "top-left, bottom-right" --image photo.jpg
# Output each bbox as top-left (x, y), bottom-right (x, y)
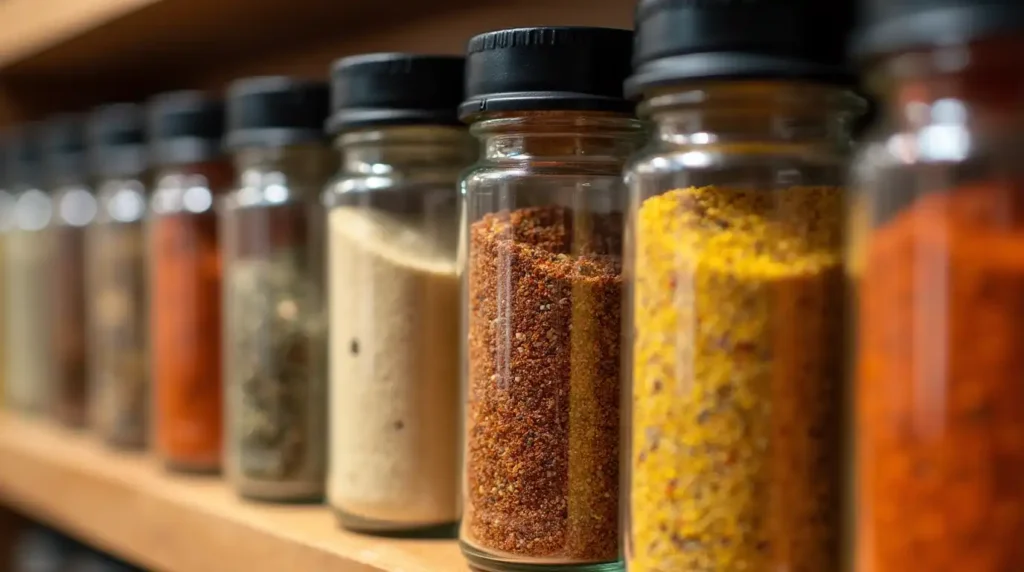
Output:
top-left (147, 92), bottom-right (231, 472)
top-left (857, 183), bottom-right (1024, 571)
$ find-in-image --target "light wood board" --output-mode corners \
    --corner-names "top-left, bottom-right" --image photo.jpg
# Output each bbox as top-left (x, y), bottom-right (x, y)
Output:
top-left (0, 413), bottom-right (465, 572)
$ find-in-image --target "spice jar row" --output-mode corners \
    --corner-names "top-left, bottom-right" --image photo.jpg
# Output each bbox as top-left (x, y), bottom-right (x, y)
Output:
top-left (1, 1), bottom-right (1021, 571)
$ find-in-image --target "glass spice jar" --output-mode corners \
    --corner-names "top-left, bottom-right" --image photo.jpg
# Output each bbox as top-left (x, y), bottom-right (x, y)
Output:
top-left (147, 91), bottom-right (231, 473)
top-left (622, 2), bottom-right (861, 572)
top-left (86, 103), bottom-right (151, 449)
top-left (459, 27), bottom-right (643, 572)
top-left (849, 3), bottom-right (1024, 572)
top-left (4, 126), bottom-right (54, 415)
top-left (323, 53), bottom-right (474, 535)
top-left (222, 76), bottom-right (334, 502)
top-left (43, 114), bottom-right (96, 428)
top-left (0, 143), bottom-right (11, 411)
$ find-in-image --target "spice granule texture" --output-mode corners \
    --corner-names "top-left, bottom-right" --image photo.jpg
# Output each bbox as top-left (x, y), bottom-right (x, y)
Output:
top-left (629, 186), bottom-right (843, 572)
top-left (466, 206), bottom-right (622, 561)
top-left (857, 185), bottom-right (1024, 572)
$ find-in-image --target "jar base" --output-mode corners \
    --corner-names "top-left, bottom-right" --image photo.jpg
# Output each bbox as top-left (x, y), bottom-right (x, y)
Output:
top-left (234, 480), bottom-right (323, 504)
top-left (334, 509), bottom-right (456, 539)
top-left (163, 458), bottom-right (221, 475)
top-left (460, 540), bottom-right (623, 572)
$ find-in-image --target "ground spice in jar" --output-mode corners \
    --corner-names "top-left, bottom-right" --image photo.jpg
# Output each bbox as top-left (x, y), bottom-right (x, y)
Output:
top-left (856, 183), bottom-right (1024, 572)
top-left (152, 201), bottom-right (223, 471)
top-left (89, 220), bottom-right (149, 447)
top-left (466, 206), bottom-right (622, 561)
top-left (328, 207), bottom-right (460, 527)
top-left (51, 221), bottom-right (89, 427)
top-left (226, 202), bottom-right (326, 500)
top-left (628, 186), bottom-right (844, 572)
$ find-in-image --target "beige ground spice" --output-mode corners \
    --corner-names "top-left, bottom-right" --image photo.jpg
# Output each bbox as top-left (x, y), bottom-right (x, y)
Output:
top-left (328, 207), bottom-right (460, 528)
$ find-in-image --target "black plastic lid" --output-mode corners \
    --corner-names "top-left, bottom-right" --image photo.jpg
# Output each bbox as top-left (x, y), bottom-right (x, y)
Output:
top-left (5, 125), bottom-right (44, 188)
top-left (626, 0), bottom-right (856, 98)
top-left (42, 114), bottom-right (89, 182)
top-left (148, 91), bottom-right (225, 166)
top-left (88, 103), bottom-right (147, 178)
top-left (326, 53), bottom-right (466, 133)
top-left (852, 0), bottom-right (1024, 61)
top-left (459, 27), bottom-right (635, 120)
top-left (225, 76), bottom-right (329, 150)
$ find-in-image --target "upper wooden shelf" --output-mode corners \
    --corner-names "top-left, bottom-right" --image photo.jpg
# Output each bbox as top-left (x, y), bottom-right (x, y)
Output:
top-left (0, 0), bottom-right (480, 80)
top-left (0, 413), bottom-right (464, 572)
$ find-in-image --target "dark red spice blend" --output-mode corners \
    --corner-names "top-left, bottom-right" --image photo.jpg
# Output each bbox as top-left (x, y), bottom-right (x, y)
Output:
top-left (465, 206), bottom-right (622, 561)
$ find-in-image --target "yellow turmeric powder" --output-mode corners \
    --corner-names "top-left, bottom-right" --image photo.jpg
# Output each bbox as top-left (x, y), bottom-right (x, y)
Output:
top-left (628, 185), bottom-right (844, 572)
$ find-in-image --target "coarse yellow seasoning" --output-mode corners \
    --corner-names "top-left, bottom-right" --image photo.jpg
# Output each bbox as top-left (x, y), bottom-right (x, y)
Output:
top-left (628, 186), bottom-right (844, 572)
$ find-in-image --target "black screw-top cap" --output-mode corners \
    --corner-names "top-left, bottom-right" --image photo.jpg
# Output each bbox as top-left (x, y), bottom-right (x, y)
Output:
top-left (852, 0), bottom-right (1024, 61)
top-left (459, 27), bottom-right (635, 120)
top-left (148, 91), bottom-right (225, 166)
top-left (88, 103), bottom-right (147, 178)
top-left (326, 53), bottom-right (466, 133)
top-left (626, 0), bottom-right (856, 98)
top-left (225, 76), bottom-right (329, 150)
top-left (5, 125), bottom-right (44, 188)
top-left (42, 114), bottom-right (89, 182)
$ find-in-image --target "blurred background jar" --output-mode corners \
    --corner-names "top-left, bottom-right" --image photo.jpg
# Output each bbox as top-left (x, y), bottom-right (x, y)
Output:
top-left (43, 114), bottom-right (96, 428)
top-left (147, 92), bottom-right (231, 474)
top-left (849, 2), bottom-right (1024, 572)
top-left (323, 53), bottom-right (473, 535)
top-left (459, 27), bottom-right (642, 572)
top-left (4, 126), bottom-right (53, 415)
top-left (86, 103), bottom-right (150, 449)
top-left (621, 3), bottom-right (860, 572)
top-left (222, 77), bottom-right (334, 502)
top-left (0, 141), bottom-right (11, 411)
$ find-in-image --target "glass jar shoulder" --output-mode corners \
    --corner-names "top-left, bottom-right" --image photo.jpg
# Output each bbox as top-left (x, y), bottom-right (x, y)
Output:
top-left (850, 116), bottom-right (1024, 233)
top-left (150, 168), bottom-right (229, 217)
top-left (9, 187), bottom-right (53, 232)
top-left (51, 183), bottom-right (97, 227)
top-left (94, 177), bottom-right (147, 224)
top-left (628, 136), bottom-right (852, 192)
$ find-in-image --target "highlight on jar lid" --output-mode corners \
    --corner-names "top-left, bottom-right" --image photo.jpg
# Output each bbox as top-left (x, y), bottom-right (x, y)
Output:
top-left (851, 0), bottom-right (1024, 61)
top-left (147, 90), bottom-right (225, 167)
top-left (325, 52), bottom-right (466, 134)
top-left (224, 76), bottom-right (330, 150)
top-left (459, 26), bottom-right (635, 120)
top-left (625, 0), bottom-right (856, 98)
top-left (87, 103), bottom-right (147, 178)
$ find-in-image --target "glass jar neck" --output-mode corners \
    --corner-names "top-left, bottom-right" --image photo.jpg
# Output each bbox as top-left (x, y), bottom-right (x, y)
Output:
top-left (232, 144), bottom-right (334, 193)
top-left (870, 37), bottom-right (1024, 137)
top-left (470, 111), bottom-right (644, 163)
top-left (336, 125), bottom-right (475, 176)
top-left (640, 81), bottom-right (859, 149)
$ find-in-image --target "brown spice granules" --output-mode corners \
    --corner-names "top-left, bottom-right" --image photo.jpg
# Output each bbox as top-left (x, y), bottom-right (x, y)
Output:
top-left (466, 205), bottom-right (621, 561)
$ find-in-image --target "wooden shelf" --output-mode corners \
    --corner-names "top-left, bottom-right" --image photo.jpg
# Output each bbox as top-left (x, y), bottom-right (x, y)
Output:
top-left (0, 413), bottom-right (464, 572)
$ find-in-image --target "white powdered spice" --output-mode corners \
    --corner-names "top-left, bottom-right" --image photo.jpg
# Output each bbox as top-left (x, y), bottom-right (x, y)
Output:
top-left (327, 206), bottom-right (460, 527)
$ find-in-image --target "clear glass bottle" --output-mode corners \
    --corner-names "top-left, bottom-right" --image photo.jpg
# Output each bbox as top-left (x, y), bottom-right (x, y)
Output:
top-left (86, 103), bottom-right (150, 449)
top-left (222, 77), bottom-right (334, 502)
top-left (147, 91), bottom-right (231, 473)
top-left (323, 53), bottom-right (473, 534)
top-left (0, 147), bottom-right (11, 411)
top-left (848, 4), bottom-right (1024, 571)
top-left (459, 27), bottom-right (641, 572)
top-left (44, 115), bottom-right (96, 428)
top-left (4, 126), bottom-right (54, 415)
top-left (622, 3), bottom-right (859, 572)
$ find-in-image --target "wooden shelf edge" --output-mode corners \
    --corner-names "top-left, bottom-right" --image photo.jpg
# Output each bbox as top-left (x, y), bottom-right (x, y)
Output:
top-left (0, 413), bottom-right (462, 572)
top-left (0, 0), bottom-right (160, 68)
